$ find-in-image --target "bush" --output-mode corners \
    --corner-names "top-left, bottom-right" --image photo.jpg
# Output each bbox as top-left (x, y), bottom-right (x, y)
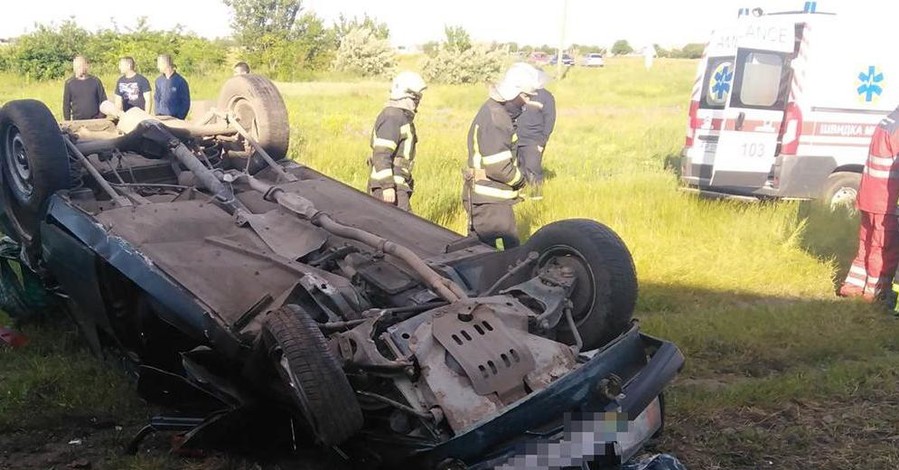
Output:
top-left (331, 27), bottom-right (395, 77)
top-left (611, 39), bottom-right (634, 56)
top-left (422, 26), bottom-right (507, 85)
top-left (2, 19), bottom-right (227, 81)
top-left (422, 43), bottom-right (507, 85)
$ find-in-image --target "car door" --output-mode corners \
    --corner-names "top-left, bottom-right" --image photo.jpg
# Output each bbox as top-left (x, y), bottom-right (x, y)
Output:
top-left (710, 19), bottom-right (796, 191)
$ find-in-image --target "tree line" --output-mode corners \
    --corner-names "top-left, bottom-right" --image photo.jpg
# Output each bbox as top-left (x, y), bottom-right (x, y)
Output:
top-left (0, 0), bottom-right (706, 84)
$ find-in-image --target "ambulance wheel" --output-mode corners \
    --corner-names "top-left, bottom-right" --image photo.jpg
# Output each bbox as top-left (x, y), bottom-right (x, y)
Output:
top-left (218, 75), bottom-right (290, 174)
top-left (525, 219), bottom-right (637, 350)
top-left (821, 171), bottom-right (861, 213)
top-left (0, 100), bottom-right (71, 246)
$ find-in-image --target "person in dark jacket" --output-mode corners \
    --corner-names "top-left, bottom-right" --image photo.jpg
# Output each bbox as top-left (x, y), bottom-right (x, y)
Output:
top-left (62, 55), bottom-right (107, 120)
top-left (368, 71), bottom-right (427, 212)
top-left (154, 54), bottom-right (190, 119)
top-left (463, 63), bottom-right (541, 249)
top-left (516, 68), bottom-right (556, 199)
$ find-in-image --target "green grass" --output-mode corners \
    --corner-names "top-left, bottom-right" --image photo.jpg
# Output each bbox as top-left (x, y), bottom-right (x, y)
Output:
top-left (2, 56), bottom-right (898, 468)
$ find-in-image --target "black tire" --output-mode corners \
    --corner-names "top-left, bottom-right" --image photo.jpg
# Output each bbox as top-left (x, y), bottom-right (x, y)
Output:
top-left (821, 171), bottom-right (861, 213)
top-left (524, 219), bottom-right (637, 350)
top-left (217, 75), bottom-right (290, 174)
top-left (0, 100), bottom-right (70, 244)
top-left (262, 305), bottom-right (363, 446)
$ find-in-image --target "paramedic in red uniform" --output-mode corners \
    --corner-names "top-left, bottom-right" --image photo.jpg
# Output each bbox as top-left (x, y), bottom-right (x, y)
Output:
top-left (839, 106), bottom-right (899, 302)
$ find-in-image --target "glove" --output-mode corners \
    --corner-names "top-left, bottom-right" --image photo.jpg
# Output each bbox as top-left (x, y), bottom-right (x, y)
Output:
top-left (382, 187), bottom-right (396, 204)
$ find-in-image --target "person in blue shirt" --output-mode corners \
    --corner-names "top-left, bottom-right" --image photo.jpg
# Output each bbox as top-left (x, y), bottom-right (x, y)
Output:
top-left (154, 54), bottom-right (190, 119)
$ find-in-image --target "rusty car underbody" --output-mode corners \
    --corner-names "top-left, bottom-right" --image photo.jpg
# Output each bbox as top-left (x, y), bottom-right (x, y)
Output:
top-left (0, 76), bottom-right (683, 469)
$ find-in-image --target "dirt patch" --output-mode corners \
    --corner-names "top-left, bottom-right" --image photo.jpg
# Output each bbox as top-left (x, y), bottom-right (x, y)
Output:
top-left (655, 397), bottom-right (899, 469)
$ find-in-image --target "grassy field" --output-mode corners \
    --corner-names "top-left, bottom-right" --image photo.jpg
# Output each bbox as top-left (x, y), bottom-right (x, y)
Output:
top-left (2, 56), bottom-right (898, 469)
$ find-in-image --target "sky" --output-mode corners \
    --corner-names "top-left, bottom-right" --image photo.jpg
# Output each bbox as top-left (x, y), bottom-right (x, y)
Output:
top-left (0, 0), bottom-right (892, 49)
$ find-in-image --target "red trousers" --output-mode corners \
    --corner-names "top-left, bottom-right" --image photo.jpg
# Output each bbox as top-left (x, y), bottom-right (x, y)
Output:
top-left (841, 212), bottom-right (899, 299)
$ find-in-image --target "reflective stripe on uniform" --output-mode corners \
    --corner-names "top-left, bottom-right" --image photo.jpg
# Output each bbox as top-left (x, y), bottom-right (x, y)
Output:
top-left (869, 155), bottom-right (895, 167)
top-left (509, 168), bottom-right (523, 186)
top-left (373, 137), bottom-right (398, 150)
top-left (393, 175), bottom-right (409, 185)
top-left (371, 168), bottom-right (393, 180)
top-left (481, 150), bottom-right (514, 165)
top-left (473, 184), bottom-right (518, 199)
top-left (844, 276), bottom-right (866, 287)
top-left (864, 167), bottom-right (899, 179)
top-left (472, 124), bottom-right (483, 169)
top-left (400, 123), bottom-right (414, 159)
top-left (849, 265), bottom-right (867, 276)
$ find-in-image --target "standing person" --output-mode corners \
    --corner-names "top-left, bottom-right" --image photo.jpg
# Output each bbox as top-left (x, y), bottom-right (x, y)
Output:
top-left (114, 56), bottom-right (152, 113)
top-left (516, 67), bottom-right (555, 199)
top-left (154, 54), bottom-right (191, 119)
top-left (62, 55), bottom-right (107, 120)
top-left (233, 62), bottom-right (250, 76)
top-left (367, 71), bottom-right (427, 212)
top-left (643, 45), bottom-right (656, 70)
top-left (463, 63), bottom-right (540, 249)
top-left (839, 105), bottom-right (899, 303)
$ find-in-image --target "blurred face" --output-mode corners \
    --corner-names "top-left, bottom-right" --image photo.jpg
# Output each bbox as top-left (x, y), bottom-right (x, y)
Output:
top-left (233, 67), bottom-right (245, 76)
top-left (157, 57), bottom-right (168, 74)
top-left (118, 59), bottom-right (131, 75)
top-left (73, 57), bottom-right (88, 78)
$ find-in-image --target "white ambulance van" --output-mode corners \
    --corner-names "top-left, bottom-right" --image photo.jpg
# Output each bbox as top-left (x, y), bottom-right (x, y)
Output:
top-left (681, 4), bottom-right (899, 208)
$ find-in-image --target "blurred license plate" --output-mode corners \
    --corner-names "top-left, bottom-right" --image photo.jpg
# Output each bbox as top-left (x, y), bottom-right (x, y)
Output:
top-left (496, 398), bottom-right (663, 469)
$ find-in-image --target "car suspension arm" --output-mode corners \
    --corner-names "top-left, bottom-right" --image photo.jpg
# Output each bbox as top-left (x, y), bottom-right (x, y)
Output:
top-left (63, 136), bottom-right (133, 207)
top-left (245, 176), bottom-right (467, 303)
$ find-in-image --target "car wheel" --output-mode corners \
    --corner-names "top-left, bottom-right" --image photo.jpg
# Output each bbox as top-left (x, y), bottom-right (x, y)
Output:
top-left (218, 75), bottom-right (290, 174)
top-left (262, 304), bottom-right (363, 446)
top-left (821, 171), bottom-right (861, 214)
top-left (524, 219), bottom-right (637, 350)
top-left (0, 100), bottom-right (70, 245)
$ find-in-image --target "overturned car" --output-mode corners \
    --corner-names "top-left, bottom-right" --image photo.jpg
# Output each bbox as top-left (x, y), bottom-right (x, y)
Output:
top-left (0, 76), bottom-right (683, 469)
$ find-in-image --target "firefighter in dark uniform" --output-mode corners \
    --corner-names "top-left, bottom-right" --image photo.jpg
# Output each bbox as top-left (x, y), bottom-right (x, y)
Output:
top-left (463, 63), bottom-right (541, 249)
top-left (368, 71), bottom-right (427, 212)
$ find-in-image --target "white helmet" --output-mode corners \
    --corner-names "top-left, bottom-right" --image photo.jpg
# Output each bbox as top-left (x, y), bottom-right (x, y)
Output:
top-left (490, 63), bottom-right (542, 102)
top-left (390, 71), bottom-right (427, 100)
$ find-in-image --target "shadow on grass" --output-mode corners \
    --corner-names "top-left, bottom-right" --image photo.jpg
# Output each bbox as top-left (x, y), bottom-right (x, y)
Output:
top-left (637, 280), bottom-right (899, 469)
top-left (662, 153), bottom-right (682, 178)
top-left (795, 201), bottom-right (859, 290)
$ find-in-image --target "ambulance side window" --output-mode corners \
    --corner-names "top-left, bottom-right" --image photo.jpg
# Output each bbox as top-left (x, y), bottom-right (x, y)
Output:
top-left (731, 50), bottom-right (790, 109)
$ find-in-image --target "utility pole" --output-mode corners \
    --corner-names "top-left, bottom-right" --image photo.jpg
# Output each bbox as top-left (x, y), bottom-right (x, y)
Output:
top-left (557, 0), bottom-right (569, 77)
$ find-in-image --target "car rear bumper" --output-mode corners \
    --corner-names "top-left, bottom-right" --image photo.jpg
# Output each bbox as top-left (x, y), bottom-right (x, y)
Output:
top-left (371, 325), bottom-right (684, 468)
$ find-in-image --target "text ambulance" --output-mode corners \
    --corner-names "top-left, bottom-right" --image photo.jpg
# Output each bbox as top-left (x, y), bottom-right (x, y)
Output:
top-left (681, 5), bottom-right (899, 208)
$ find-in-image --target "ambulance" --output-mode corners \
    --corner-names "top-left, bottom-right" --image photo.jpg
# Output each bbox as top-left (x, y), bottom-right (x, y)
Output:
top-left (681, 3), bottom-right (899, 208)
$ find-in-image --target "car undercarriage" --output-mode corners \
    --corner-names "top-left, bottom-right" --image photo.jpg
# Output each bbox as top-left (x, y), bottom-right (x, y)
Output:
top-left (0, 75), bottom-right (683, 469)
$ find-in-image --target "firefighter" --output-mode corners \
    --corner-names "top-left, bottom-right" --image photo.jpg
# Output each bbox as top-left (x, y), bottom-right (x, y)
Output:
top-left (516, 67), bottom-right (555, 199)
top-left (463, 63), bottom-right (541, 249)
top-left (368, 71), bottom-right (427, 212)
top-left (839, 105), bottom-right (899, 303)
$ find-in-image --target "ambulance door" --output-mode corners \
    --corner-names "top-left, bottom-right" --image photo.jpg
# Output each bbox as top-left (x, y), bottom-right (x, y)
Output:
top-left (710, 19), bottom-right (796, 191)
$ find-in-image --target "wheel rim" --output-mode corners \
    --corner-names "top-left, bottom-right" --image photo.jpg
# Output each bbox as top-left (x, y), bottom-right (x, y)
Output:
top-left (536, 245), bottom-right (597, 326)
top-left (228, 97), bottom-right (259, 140)
top-left (829, 186), bottom-right (857, 213)
top-left (5, 126), bottom-right (33, 198)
